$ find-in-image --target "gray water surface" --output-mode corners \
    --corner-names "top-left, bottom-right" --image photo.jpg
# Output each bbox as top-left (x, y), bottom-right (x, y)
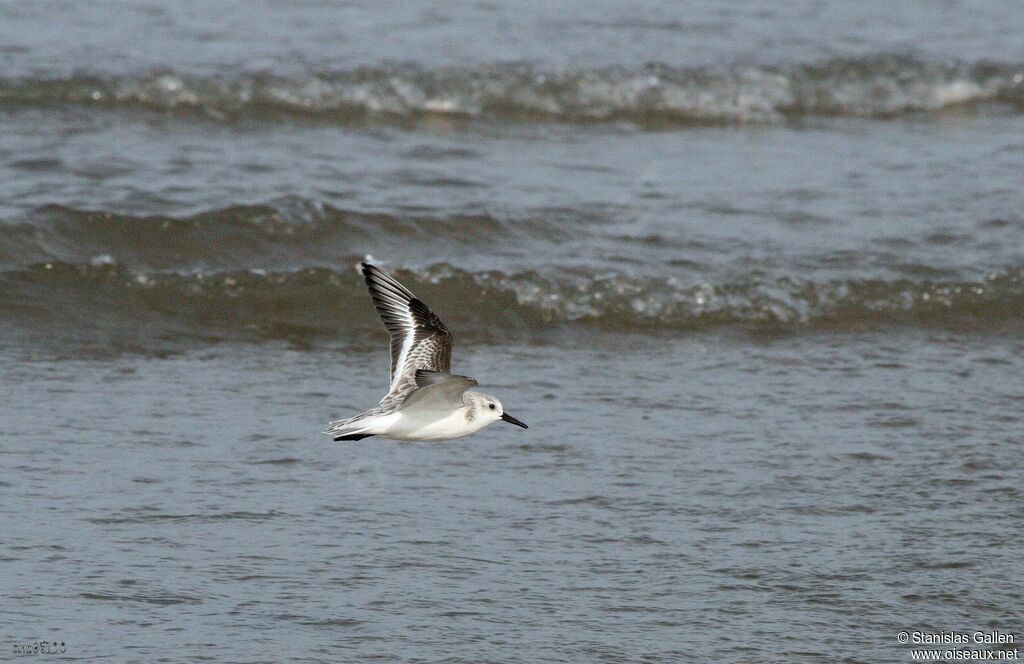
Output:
top-left (4, 334), bottom-right (1022, 661)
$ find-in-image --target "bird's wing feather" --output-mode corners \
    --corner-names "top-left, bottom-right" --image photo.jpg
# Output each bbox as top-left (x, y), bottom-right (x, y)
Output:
top-left (401, 370), bottom-right (478, 409)
top-left (324, 391), bottom-right (403, 436)
top-left (361, 263), bottom-right (453, 397)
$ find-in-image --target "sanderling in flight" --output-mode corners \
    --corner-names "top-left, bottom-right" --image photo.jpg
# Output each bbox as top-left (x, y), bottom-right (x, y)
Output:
top-left (325, 262), bottom-right (528, 441)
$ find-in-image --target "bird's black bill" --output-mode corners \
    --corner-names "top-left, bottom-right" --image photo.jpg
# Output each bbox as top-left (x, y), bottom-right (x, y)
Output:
top-left (501, 413), bottom-right (528, 429)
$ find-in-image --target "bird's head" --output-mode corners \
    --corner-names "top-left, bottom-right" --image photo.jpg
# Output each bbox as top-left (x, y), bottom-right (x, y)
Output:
top-left (465, 391), bottom-right (528, 429)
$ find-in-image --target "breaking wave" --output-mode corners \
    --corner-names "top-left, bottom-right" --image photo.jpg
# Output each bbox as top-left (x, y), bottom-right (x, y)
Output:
top-left (2, 56), bottom-right (1023, 125)
top-left (2, 262), bottom-right (1020, 353)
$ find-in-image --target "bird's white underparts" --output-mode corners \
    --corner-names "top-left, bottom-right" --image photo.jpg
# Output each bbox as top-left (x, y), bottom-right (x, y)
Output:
top-left (325, 263), bottom-right (528, 442)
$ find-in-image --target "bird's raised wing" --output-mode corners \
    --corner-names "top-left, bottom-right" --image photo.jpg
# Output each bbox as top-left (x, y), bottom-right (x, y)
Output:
top-left (361, 262), bottom-right (453, 397)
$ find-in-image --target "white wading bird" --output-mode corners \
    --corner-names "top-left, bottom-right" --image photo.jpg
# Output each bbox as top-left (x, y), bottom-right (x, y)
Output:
top-left (325, 263), bottom-right (528, 441)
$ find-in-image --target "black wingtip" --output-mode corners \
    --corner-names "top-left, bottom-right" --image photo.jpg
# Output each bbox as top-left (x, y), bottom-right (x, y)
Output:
top-left (334, 433), bottom-right (375, 441)
top-left (361, 262), bottom-right (395, 289)
top-left (361, 262), bottom-right (383, 290)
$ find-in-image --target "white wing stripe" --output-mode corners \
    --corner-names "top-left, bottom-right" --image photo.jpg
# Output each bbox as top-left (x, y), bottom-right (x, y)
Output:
top-left (390, 304), bottom-right (417, 392)
top-left (361, 262), bottom-right (453, 397)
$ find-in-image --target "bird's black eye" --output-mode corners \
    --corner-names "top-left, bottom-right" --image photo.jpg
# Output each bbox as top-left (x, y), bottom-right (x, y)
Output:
top-left (489, 403), bottom-right (496, 410)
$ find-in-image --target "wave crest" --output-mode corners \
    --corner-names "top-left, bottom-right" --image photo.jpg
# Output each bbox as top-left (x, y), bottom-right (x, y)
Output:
top-left (1, 263), bottom-right (1020, 353)
top-left (3, 56), bottom-right (1023, 125)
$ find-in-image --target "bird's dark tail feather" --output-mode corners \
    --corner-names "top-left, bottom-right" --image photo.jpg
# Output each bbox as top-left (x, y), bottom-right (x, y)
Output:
top-left (334, 433), bottom-right (376, 442)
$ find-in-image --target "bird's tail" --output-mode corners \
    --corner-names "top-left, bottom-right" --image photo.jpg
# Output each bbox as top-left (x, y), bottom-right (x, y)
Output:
top-left (325, 413), bottom-right (378, 442)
